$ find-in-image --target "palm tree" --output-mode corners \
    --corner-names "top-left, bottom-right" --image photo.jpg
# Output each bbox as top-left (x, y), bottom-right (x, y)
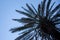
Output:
top-left (10, 0), bottom-right (60, 40)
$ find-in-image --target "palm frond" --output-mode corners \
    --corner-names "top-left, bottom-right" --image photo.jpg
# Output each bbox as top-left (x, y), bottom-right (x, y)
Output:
top-left (29, 37), bottom-right (34, 40)
top-left (12, 18), bottom-right (35, 23)
top-left (49, 4), bottom-right (60, 18)
top-left (47, 2), bottom-right (55, 19)
top-left (42, 0), bottom-right (46, 16)
top-left (37, 4), bottom-right (43, 19)
top-left (26, 4), bottom-right (36, 16)
top-left (49, 2), bottom-right (55, 11)
top-left (15, 27), bottom-right (37, 40)
top-left (38, 4), bottom-right (41, 16)
top-left (54, 22), bottom-right (60, 25)
top-left (31, 4), bottom-right (40, 20)
top-left (23, 32), bottom-right (36, 40)
top-left (10, 22), bottom-right (35, 33)
top-left (51, 14), bottom-right (60, 21)
top-left (31, 4), bottom-right (38, 14)
top-left (50, 9), bottom-right (60, 21)
top-left (22, 7), bottom-right (32, 14)
top-left (47, 0), bottom-right (51, 10)
top-left (29, 33), bottom-right (36, 40)
top-left (35, 4), bottom-right (42, 19)
top-left (15, 28), bottom-right (34, 40)
top-left (53, 19), bottom-right (60, 22)
top-left (16, 10), bottom-right (33, 18)
top-left (46, 0), bottom-right (51, 18)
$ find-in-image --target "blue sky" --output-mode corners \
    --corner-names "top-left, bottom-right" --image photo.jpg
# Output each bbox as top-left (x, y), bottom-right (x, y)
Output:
top-left (0, 0), bottom-right (60, 40)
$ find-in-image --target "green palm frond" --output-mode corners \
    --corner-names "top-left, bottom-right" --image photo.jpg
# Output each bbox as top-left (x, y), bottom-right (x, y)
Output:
top-left (16, 10), bottom-right (33, 18)
top-left (29, 33), bottom-right (36, 40)
top-left (31, 4), bottom-right (38, 14)
top-left (15, 28), bottom-right (34, 40)
top-left (53, 19), bottom-right (60, 22)
top-left (13, 18), bottom-right (35, 23)
top-left (49, 2), bottom-right (55, 11)
top-left (50, 9), bottom-right (60, 20)
top-left (22, 7), bottom-right (31, 14)
top-left (46, 0), bottom-right (51, 18)
top-left (42, 0), bottom-right (46, 16)
top-left (46, 0), bottom-right (51, 10)
top-left (26, 4), bottom-right (36, 16)
top-left (38, 4), bottom-right (41, 15)
top-left (23, 32), bottom-right (36, 40)
top-left (10, 22), bottom-right (35, 33)
top-left (15, 26), bottom-right (38, 40)
top-left (54, 21), bottom-right (60, 25)
top-left (49, 4), bottom-right (60, 19)
top-left (51, 14), bottom-right (60, 21)
top-left (37, 4), bottom-right (42, 19)
top-left (10, 0), bottom-right (60, 40)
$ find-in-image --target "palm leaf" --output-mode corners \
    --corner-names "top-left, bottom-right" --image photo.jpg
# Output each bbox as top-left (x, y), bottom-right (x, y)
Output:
top-left (49, 2), bottom-right (55, 11)
top-left (22, 7), bottom-right (32, 14)
top-left (16, 10), bottom-right (33, 18)
top-left (53, 19), bottom-right (60, 22)
top-left (12, 18), bottom-right (35, 23)
top-left (15, 27), bottom-right (37, 40)
top-left (42, 0), bottom-right (46, 16)
top-left (29, 33), bottom-right (36, 40)
top-left (54, 22), bottom-right (60, 25)
top-left (31, 4), bottom-right (39, 20)
top-left (50, 9), bottom-right (60, 20)
top-left (16, 10), bottom-right (39, 22)
top-left (31, 4), bottom-right (38, 14)
top-left (37, 4), bottom-right (42, 19)
top-left (26, 4), bottom-right (36, 16)
top-left (46, 0), bottom-right (51, 18)
top-left (10, 22), bottom-right (35, 33)
top-left (38, 4), bottom-right (41, 16)
top-left (22, 32), bottom-right (35, 40)
top-left (49, 4), bottom-right (60, 18)
top-left (22, 7), bottom-right (36, 17)
top-left (29, 36), bottom-right (34, 40)
top-left (47, 2), bottom-right (55, 19)
top-left (15, 29), bottom-right (33, 40)
top-left (47, 0), bottom-right (51, 10)
top-left (51, 14), bottom-right (60, 21)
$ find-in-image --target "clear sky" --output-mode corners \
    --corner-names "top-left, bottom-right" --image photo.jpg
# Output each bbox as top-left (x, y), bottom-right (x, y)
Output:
top-left (0, 0), bottom-right (60, 40)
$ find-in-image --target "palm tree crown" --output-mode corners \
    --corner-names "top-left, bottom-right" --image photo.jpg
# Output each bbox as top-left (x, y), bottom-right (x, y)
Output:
top-left (10, 0), bottom-right (60, 40)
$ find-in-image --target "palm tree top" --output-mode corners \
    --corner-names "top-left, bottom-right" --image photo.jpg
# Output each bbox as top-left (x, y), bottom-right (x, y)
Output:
top-left (10, 0), bottom-right (60, 40)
